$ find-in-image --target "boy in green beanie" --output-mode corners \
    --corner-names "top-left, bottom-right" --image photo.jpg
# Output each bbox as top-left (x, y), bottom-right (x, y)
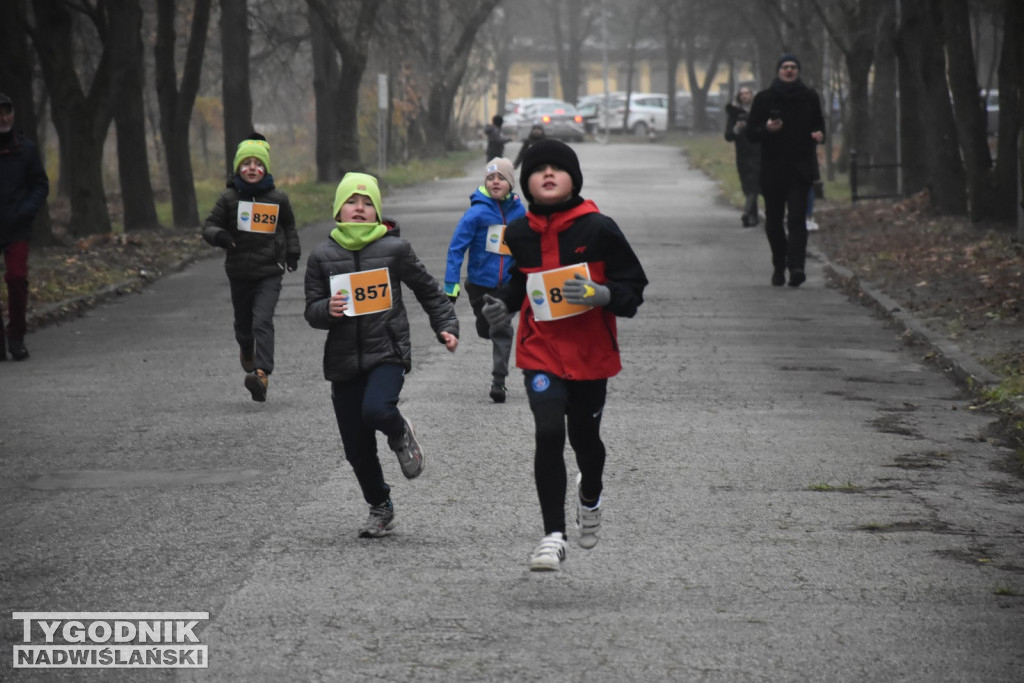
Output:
top-left (202, 132), bottom-right (300, 402)
top-left (304, 172), bottom-right (459, 538)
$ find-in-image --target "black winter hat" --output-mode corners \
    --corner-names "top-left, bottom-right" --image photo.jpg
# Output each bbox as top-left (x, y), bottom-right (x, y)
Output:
top-left (776, 54), bottom-right (801, 71)
top-left (519, 138), bottom-right (583, 203)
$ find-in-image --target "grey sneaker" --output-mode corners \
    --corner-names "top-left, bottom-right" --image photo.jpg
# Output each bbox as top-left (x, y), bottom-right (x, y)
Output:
top-left (529, 532), bottom-right (567, 571)
top-left (358, 500), bottom-right (396, 538)
top-left (576, 473), bottom-right (602, 550)
top-left (388, 417), bottom-right (423, 479)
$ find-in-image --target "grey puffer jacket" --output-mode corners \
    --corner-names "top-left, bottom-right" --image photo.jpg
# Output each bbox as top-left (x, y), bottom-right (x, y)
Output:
top-left (202, 180), bottom-right (300, 281)
top-left (304, 220), bottom-right (459, 382)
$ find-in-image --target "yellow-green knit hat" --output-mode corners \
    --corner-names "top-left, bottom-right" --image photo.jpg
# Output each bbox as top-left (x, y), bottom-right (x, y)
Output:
top-left (333, 172), bottom-right (383, 221)
top-left (233, 138), bottom-right (271, 174)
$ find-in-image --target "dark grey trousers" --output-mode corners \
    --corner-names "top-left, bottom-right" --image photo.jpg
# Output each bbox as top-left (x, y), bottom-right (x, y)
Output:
top-left (465, 281), bottom-right (514, 382)
top-left (229, 274), bottom-right (283, 374)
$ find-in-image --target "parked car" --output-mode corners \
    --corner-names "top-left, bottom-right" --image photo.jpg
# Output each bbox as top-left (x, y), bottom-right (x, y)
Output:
top-left (609, 93), bottom-right (670, 136)
top-left (675, 92), bottom-right (724, 131)
top-left (575, 94), bottom-right (620, 135)
top-left (515, 100), bottom-right (585, 142)
top-left (502, 97), bottom-right (562, 135)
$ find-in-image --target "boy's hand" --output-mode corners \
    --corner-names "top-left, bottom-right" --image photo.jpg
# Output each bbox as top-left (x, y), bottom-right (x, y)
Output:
top-left (481, 294), bottom-right (510, 330)
top-left (444, 282), bottom-right (460, 304)
top-left (286, 256), bottom-right (299, 272)
top-left (440, 331), bottom-right (458, 352)
top-left (562, 273), bottom-right (610, 307)
top-left (214, 231), bottom-right (234, 249)
top-left (328, 291), bottom-right (349, 318)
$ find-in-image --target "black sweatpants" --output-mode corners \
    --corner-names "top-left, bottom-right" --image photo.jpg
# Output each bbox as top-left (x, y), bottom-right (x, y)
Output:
top-left (761, 180), bottom-right (811, 272)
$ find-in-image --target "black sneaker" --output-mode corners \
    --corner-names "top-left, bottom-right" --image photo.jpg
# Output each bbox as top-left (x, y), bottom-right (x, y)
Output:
top-left (788, 269), bottom-right (806, 287)
top-left (244, 369), bottom-right (268, 402)
top-left (489, 382), bottom-right (507, 403)
top-left (771, 270), bottom-right (785, 286)
top-left (388, 417), bottom-right (423, 479)
top-left (358, 500), bottom-right (396, 538)
top-left (8, 338), bottom-right (29, 361)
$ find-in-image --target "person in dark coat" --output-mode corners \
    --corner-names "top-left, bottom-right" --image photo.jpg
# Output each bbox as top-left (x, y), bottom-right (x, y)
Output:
top-left (484, 115), bottom-right (511, 160)
top-left (0, 93), bottom-right (49, 361)
top-left (202, 133), bottom-right (301, 401)
top-left (513, 125), bottom-right (545, 168)
top-left (746, 55), bottom-right (825, 287)
top-left (724, 85), bottom-right (761, 227)
top-left (304, 172), bottom-right (459, 539)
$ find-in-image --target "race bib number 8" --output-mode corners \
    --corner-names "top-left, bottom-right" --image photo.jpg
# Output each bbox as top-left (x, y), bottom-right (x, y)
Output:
top-left (485, 224), bottom-right (512, 255)
top-left (329, 268), bottom-right (393, 317)
top-left (237, 201), bottom-right (279, 234)
top-left (525, 263), bottom-right (591, 321)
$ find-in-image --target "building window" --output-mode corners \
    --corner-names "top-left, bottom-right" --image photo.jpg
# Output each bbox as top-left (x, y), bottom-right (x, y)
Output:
top-left (532, 71), bottom-right (551, 98)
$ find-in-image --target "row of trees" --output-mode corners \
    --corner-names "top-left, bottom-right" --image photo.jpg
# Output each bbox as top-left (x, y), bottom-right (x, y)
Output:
top-left (0, 0), bottom-right (1019, 243)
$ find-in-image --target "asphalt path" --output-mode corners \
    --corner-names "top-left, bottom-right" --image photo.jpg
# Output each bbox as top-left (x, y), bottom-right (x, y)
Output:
top-left (1, 142), bottom-right (1022, 682)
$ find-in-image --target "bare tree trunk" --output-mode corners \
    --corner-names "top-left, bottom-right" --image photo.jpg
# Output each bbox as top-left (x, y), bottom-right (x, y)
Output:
top-left (154, 0), bottom-right (212, 228)
top-left (896, 0), bottom-right (967, 214)
top-left (870, 1), bottom-right (899, 195)
top-left (221, 0), bottom-right (254, 178)
top-left (548, 0), bottom-right (593, 106)
top-left (940, 0), bottom-right (994, 221)
top-left (1, 0), bottom-right (55, 245)
top-left (993, 0), bottom-right (1021, 221)
top-left (31, 0), bottom-right (113, 237)
top-left (309, 13), bottom-right (340, 183)
top-left (109, 0), bottom-right (161, 232)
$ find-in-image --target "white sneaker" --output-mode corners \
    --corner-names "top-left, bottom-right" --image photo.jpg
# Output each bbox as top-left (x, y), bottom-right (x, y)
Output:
top-left (575, 473), bottom-right (602, 550)
top-left (806, 218), bottom-right (819, 231)
top-left (529, 532), bottom-right (567, 571)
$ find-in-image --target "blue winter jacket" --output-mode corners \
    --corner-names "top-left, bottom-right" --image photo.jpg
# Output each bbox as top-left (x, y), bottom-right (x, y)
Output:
top-left (445, 187), bottom-right (525, 289)
top-left (0, 131), bottom-right (49, 247)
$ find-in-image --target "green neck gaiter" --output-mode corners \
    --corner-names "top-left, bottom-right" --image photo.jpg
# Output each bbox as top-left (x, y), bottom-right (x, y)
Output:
top-left (331, 222), bottom-right (388, 251)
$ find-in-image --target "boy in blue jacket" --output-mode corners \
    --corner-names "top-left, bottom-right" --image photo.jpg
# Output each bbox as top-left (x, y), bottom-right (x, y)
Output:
top-left (444, 158), bottom-right (525, 402)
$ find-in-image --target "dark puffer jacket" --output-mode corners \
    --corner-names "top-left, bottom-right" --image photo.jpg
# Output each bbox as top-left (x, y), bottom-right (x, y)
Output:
top-left (202, 181), bottom-right (300, 281)
top-left (745, 79), bottom-right (825, 191)
top-left (0, 131), bottom-right (49, 247)
top-left (304, 220), bottom-right (459, 382)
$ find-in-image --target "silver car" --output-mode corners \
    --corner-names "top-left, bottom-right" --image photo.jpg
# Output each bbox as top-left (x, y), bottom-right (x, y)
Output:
top-left (516, 101), bottom-right (585, 142)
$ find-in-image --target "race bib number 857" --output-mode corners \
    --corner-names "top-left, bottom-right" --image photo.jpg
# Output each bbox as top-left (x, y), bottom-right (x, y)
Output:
top-left (329, 268), bottom-right (393, 317)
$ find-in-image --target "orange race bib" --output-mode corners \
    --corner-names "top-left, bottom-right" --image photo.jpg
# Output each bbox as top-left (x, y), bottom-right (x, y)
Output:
top-left (237, 201), bottom-right (279, 234)
top-left (524, 263), bottom-right (591, 321)
top-left (485, 224), bottom-right (512, 255)
top-left (329, 268), bottom-right (393, 317)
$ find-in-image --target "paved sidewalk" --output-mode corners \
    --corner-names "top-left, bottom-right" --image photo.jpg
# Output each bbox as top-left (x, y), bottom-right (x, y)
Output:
top-left (2, 143), bottom-right (1022, 682)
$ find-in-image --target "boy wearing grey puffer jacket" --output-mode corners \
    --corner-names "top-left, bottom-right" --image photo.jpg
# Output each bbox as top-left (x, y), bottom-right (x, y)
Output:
top-left (304, 172), bottom-right (458, 539)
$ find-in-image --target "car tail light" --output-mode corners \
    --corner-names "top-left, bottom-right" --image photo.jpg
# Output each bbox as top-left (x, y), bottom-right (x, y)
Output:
top-left (542, 115), bottom-right (552, 124)
top-left (574, 115), bottom-right (582, 123)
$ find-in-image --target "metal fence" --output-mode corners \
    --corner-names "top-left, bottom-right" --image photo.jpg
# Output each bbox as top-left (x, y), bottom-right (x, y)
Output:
top-left (850, 150), bottom-right (901, 203)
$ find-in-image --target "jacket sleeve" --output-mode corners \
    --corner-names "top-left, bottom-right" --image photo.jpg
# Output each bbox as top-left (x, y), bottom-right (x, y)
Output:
top-left (201, 192), bottom-right (232, 246)
top-left (600, 217), bottom-right (648, 319)
top-left (745, 93), bottom-right (770, 144)
top-left (398, 240), bottom-right (459, 340)
top-left (445, 206), bottom-right (477, 284)
top-left (724, 105), bottom-right (739, 142)
top-left (303, 247), bottom-right (335, 330)
top-left (279, 195), bottom-right (300, 260)
top-left (20, 142), bottom-right (49, 224)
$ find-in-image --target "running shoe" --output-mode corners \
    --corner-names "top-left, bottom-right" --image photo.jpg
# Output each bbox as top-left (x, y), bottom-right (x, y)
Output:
top-left (576, 473), bottom-right (602, 550)
top-left (388, 417), bottom-right (424, 479)
top-left (529, 532), bottom-right (567, 571)
top-left (358, 500), bottom-right (396, 538)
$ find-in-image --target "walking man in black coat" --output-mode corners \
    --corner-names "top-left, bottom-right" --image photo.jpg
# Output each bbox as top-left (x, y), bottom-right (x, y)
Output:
top-left (746, 55), bottom-right (824, 287)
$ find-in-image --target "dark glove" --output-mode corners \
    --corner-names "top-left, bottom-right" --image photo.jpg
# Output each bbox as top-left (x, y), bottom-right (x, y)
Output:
top-left (562, 273), bottom-right (611, 307)
top-left (214, 231), bottom-right (234, 249)
top-left (286, 256), bottom-right (299, 272)
top-left (481, 294), bottom-right (510, 331)
top-left (444, 282), bottom-right (460, 304)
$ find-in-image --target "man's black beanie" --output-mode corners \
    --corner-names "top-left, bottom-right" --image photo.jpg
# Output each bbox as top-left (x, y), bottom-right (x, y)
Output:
top-left (519, 138), bottom-right (583, 203)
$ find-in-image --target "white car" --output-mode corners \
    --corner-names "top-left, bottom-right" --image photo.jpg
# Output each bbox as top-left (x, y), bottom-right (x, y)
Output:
top-left (609, 93), bottom-right (670, 136)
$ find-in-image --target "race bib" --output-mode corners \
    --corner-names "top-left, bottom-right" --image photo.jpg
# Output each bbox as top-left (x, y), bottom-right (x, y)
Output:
top-left (525, 263), bottom-right (591, 321)
top-left (237, 201), bottom-right (279, 234)
top-left (485, 224), bottom-right (512, 255)
top-left (329, 268), bottom-right (393, 317)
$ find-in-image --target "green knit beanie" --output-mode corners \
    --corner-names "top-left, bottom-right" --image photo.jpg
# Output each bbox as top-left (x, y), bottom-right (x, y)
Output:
top-left (333, 173), bottom-right (383, 222)
top-left (233, 138), bottom-right (271, 174)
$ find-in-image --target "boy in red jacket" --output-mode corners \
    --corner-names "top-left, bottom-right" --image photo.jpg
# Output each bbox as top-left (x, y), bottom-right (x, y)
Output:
top-left (482, 139), bottom-right (648, 571)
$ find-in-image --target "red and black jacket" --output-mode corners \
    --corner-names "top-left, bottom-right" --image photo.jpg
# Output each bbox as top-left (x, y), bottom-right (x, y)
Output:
top-left (498, 198), bottom-right (647, 380)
